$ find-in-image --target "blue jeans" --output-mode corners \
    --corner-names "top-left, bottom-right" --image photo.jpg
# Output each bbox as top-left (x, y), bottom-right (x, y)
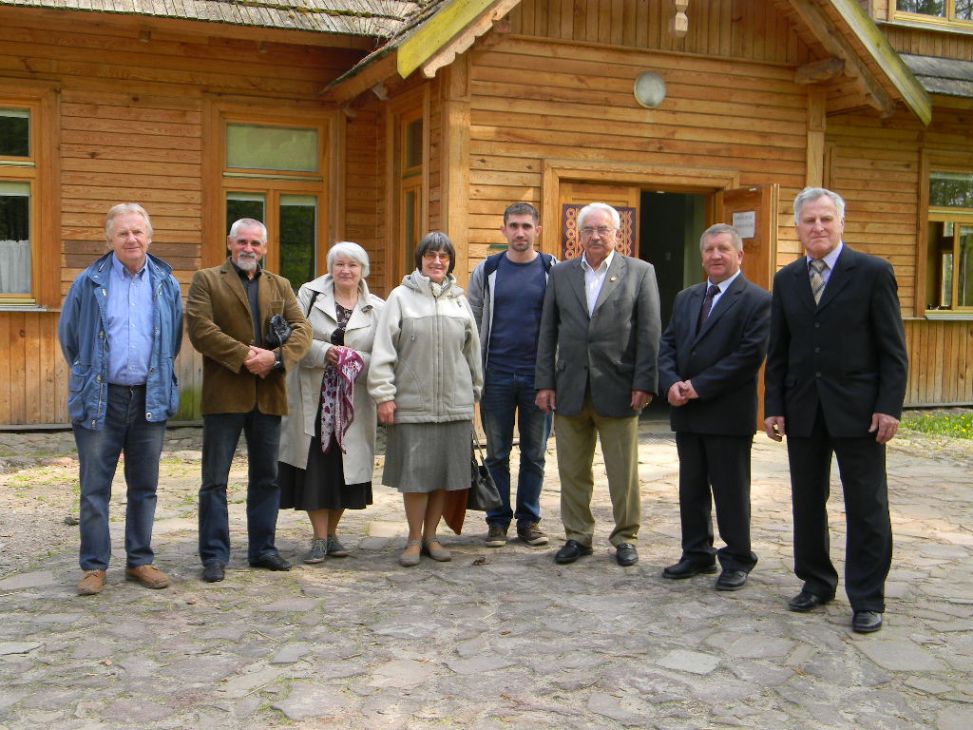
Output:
top-left (74, 385), bottom-right (166, 571)
top-left (480, 368), bottom-right (552, 530)
top-left (199, 410), bottom-right (282, 565)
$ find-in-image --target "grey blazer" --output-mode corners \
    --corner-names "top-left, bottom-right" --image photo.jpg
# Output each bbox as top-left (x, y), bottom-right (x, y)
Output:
top-left (535, 253), bottom-right (661, 418)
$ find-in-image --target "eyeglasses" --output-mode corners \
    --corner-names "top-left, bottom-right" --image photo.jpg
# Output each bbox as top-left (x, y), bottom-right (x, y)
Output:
top-left (422, 251), bottom-right (451, 261)
top-left (580, 226), bottom-right (615, 237)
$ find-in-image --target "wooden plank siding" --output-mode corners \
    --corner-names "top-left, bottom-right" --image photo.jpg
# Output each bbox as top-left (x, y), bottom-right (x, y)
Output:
top-left (463, 34), bottom-right (812, 269)
top-left (0, 10), bottom-right (368, 425)
top-left (904, 320), bottom-right (973, 406)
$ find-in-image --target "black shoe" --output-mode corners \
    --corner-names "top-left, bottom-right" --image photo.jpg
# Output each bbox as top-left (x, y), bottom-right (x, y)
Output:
top-left (715, 569), bottom-right (748, 591)
top-left (615, 543), bottom-right (638, 566)
top-left (852, 610), bottom-right (883, 633)
top-left (787, 590), bottom-right (833, 612)
top-left (202, 562), bottom-right (225, 583)
top-left (250, 552), bottom-right (292, 571)
top-left (662, 558), bottom-right (717, 580)
top-left (554, 539), bottom-right (593, 564)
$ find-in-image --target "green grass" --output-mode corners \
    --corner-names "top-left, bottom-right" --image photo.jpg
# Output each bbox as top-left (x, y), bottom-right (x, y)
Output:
top-left (901, 409), bottom-right (973, 439)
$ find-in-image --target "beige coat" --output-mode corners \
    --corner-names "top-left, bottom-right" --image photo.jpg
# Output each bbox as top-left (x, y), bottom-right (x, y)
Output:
top-left (186, 260), bottom-right (311, 416)
top-left (278, 275), bottom-right (384, 484)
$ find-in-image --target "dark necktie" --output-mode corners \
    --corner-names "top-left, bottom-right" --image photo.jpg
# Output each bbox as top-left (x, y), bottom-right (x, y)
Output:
top-left (699, 284), bottom-right (720, 328)
top-left (809, 259), bottom-right (827, 305)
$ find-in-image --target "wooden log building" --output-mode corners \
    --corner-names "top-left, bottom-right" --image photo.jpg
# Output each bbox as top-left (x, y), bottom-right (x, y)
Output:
top-left (0, 0), bottom-right (971, 427)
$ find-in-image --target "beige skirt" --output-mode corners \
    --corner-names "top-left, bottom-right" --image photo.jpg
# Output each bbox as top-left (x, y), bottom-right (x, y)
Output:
top-left (382, 420), bottom-right (471, 493)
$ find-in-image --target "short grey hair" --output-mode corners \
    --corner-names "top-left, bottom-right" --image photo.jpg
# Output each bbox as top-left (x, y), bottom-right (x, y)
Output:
top-left (699, 223), bottom-right (743, 253)
top-left (577, 202), bottom-right (621, 231)
top-left (105, 203), bottom-right (152, 242)
top-left (327, 241), bottom-right (370, 279)
top-left (228, 218), bottom-right (268, 243)
top-left (794, 187), bottom-right (845, 226)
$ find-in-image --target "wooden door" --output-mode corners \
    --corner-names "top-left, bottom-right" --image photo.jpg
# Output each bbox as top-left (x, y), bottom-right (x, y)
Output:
top-left (559, 183), bottom-right (640, 260)
top-left (714, 184), bottom-right (778, 292)
top-left (714, 184), bottom-right (779, 425)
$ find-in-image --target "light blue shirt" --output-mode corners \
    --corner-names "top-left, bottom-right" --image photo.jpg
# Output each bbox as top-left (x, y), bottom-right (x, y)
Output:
top-left (107, 253), bottom-right (154, 385)
top-left (806, 241), bottom-right (843, 288)
top-left (706, 269), bottom-right (742, 312)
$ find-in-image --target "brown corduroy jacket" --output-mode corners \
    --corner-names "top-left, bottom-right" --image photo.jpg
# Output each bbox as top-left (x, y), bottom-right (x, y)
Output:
top-left (186, 259), bottom-right (311, 416)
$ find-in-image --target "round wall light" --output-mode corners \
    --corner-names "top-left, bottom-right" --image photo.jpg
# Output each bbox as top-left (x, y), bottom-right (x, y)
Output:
top-left (634, 71), bottom-right (666, 109)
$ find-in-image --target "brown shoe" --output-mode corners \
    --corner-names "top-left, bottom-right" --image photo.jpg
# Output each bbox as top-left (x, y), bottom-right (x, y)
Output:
top-left (78, 570), bottom-right (106, 596)
top-left (125, 564), bottom-right (170, 590)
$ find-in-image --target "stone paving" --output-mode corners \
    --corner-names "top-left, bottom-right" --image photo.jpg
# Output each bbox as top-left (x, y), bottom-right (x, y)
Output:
top-left (0, 424), bottom-right (972, 728)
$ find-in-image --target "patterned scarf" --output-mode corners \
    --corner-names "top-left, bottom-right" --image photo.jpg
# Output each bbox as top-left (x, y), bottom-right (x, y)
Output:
top-left (320, 347), bottom-right (365, 454)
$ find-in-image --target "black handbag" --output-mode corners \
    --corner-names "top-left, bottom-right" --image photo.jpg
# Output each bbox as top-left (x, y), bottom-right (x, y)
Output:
top-left (468, 431), bottom-right (502, 511)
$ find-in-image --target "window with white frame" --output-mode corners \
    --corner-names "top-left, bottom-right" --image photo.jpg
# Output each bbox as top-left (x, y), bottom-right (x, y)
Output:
top-left (896, 1), bottom-right (973, 25)
top-left (0, 107), bottom-right (33, 298)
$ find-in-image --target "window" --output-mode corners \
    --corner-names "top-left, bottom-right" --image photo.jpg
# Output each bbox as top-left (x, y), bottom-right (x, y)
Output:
top-left (896, 1), bottom-right (973, 24)
top-left (217, 116), bottom-right (328, 291)
top-left (926, 172), bottom-right (973, 310)
top-left (399, 115), bottom-right (423, 276)
top-left (0, 108), bottom-right (33, 300)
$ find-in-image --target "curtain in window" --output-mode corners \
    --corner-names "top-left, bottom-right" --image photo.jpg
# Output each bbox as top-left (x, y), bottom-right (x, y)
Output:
top-left (0, 239), bottom-right (31, 293)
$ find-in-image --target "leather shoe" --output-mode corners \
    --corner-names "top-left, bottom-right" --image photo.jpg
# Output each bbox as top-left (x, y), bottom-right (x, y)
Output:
top-left (78, 569), bottom-right (107, 596)
top-left (852, 610), bottom-right (883, 634)
top-left (250, 553), bottom-right (291, 571)
top-left (125, 564), bottom-right (170, 589)
top-left (715, 569), bottom-right (748, 591)
top-left (615, 543), bottom-right (638, 566)
top-left (662, 558), bottom-right (717, 580)
top-left (202, 562), bottom-right (225, 583)
top-left (554, 539), bottom-right (593, 564)
top-left (787, 590), bottom-right (833, 612)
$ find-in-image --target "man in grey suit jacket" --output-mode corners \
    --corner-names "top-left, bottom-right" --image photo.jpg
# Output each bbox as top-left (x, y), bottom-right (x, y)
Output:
top-left (658, 224), bottom-right (771, 592)
top-left (535, 203), bottom-right (661, 567)
top-left (764, 188), bottom-right (908, 634)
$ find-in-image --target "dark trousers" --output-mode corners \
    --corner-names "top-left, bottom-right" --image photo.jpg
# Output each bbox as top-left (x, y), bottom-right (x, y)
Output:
top-left (199, 410), bottom-right (282, 565)
top-left (675, 431), bottom-right (757, 572)
top-left (74, 385), bottom-right (166, 571)
top-left (786, 406), bottom-right (892, 612)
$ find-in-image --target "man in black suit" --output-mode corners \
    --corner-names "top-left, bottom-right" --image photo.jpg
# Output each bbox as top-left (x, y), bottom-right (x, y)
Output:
top-left (764, 187), bottom-right (908, 634)
top-left (658, 224), bottom-right (771, 592)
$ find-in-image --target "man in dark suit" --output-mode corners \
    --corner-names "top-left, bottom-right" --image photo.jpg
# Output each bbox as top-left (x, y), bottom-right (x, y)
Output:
top-left (764, 188), bottom-right (908, 634)
top-left (535, 202), bottom-right (661, 567)
top-left (658, 224), bottom-right (771, 591)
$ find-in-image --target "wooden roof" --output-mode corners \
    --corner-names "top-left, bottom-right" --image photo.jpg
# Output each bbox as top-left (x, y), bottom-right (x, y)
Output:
top-left (901, 54), bottom-right (973, 99)
top-left (0, 0), bottom-right (430, 37)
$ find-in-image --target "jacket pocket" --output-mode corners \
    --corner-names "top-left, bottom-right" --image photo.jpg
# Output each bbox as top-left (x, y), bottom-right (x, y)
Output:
top-left (68, 366), bottom-right (90, 422)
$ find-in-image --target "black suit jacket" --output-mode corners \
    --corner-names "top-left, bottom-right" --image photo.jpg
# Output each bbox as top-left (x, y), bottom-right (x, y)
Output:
top-left (659, 274), bottom-right (771, 436)
top-left (764, 245), bottom-right (908, 438)
top-left (535, 254), bottom-right (661, 418)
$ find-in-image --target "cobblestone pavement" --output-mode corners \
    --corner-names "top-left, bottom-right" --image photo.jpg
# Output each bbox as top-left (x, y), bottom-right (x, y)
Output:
top-left (0, 424), bottom-right (971, 729)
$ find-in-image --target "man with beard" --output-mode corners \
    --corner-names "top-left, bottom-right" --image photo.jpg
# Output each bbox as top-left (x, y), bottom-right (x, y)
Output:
top-left (187, 218), bottom-right (311, 583)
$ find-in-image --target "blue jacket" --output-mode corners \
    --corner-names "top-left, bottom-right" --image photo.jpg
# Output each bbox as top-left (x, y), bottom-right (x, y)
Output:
top-left (59, 252), bottom-right (183, 429)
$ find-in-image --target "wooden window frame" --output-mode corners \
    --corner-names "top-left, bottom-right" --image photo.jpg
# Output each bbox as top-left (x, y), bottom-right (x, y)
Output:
top-left (917, 152), bottom-right (973, 318)
top-left (384, 89), bottom-right (429, 288)
top-left (202, 99), bottom-right (332, 276)
top-left (892, 1), bottom-right (973, 29)
top-left (0, 82), bottom-right (58, 310)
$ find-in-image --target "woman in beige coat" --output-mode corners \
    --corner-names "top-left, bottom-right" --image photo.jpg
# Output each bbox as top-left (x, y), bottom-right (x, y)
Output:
top-left (278, 242), bottom-right (384, 563)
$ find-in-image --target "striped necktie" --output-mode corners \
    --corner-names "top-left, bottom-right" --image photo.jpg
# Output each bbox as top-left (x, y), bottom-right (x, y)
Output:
top-left (809, 259), bottom-right (827, 305)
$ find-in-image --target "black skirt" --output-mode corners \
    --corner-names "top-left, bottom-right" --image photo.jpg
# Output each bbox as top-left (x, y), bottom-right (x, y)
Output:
top-left (278, 402), bottom-right (373, 512)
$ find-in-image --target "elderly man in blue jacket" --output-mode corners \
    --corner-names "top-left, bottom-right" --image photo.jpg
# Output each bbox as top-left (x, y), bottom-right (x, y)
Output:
top-left (59, 203), bottom-right (183, 596)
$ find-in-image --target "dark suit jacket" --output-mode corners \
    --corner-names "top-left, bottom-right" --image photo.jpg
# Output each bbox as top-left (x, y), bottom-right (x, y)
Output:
top-left (764, 245), bottom-right (908, 438)
top-left (535, 253), bottom-right (661, 418)
top-left (658, 274), bottom-right (771, 436)
top-left (186, 259), bottom-right (311, 416)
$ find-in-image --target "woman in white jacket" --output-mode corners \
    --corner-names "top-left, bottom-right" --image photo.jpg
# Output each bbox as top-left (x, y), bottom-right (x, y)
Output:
top-left (278, 242), bottom-right (384, 564)
top-left (369, 232), bottom-right (483, 567)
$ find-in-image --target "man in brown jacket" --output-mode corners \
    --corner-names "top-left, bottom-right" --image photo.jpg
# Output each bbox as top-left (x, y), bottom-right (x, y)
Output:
top-left (187, 218), bottom-right (311, 583)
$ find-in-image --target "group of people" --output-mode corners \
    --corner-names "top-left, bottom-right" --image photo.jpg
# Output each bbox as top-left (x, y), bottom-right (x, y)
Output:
top-left (59, 187), bottom-right (907, 634)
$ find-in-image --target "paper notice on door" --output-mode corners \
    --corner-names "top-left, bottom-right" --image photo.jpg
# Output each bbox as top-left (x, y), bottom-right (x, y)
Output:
top-left (732, 211), bottom-right (756, 239)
